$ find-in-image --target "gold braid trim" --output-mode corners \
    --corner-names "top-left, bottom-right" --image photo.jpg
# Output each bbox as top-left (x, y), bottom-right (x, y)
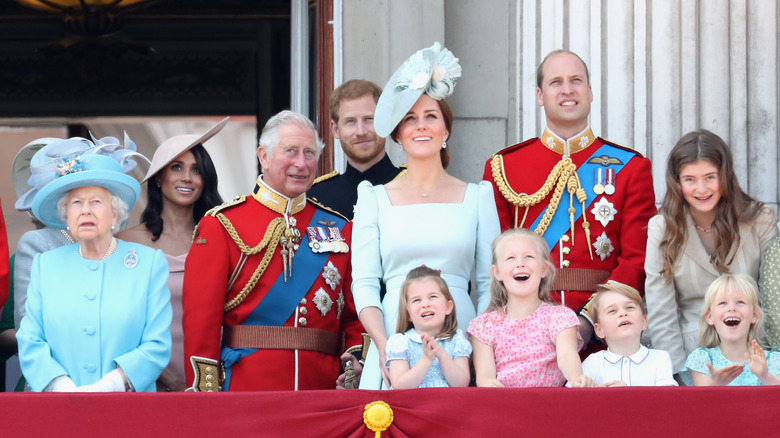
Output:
top-left (490, 154), bottom-right (578, 235)
top-left (217, 213), bottom-right (286, 312)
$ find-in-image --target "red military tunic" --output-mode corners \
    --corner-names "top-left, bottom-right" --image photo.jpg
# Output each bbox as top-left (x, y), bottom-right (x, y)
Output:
top-left (182, 178), bottom-right (364, 391)
top-left (483, 127), bottom-right (656, 317)
top-left (0, 198), bottom-right (8, 309)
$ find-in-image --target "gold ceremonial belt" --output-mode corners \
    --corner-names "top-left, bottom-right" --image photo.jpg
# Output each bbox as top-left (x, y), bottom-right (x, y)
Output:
top-left (223, 325), bottom-right (339, 357)
top-left (550, 268), bottom-right (610, 292)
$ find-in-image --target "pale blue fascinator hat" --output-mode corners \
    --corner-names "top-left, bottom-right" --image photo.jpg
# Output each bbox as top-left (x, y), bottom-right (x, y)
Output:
top-left (13, 133), bottom-right (146, 213)
top-left (374, 42), bottom-right (462, 138)
top-left (30, 138), bottom-right (145, 229)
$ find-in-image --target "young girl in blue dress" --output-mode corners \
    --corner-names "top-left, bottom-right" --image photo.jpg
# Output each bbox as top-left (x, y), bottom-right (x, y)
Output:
top-left (684, 273), bottom-right (780, 386)
top-left (384, 266), bottom-right (472, 388)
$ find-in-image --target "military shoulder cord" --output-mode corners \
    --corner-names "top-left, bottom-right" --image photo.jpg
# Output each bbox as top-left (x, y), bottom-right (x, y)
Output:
top-left (217, 213), bottom-right (286, 311)
top-left (490, 155), bottom-right (593, 257)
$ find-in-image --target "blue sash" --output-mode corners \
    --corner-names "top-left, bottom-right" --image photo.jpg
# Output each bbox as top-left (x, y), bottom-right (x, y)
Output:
top-left (219, 208), bottom-right (346, 390)
top-left (244, 208), bottom-right (345, 326)
top-left (530, 143), bottom-right (635, 249)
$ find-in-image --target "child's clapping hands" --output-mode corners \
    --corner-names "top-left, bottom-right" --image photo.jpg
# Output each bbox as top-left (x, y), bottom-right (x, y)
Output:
top-left (746, 339), bottom-right (780, 386)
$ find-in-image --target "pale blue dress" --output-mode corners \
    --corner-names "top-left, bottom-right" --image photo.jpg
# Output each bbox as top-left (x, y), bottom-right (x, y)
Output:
top-left (352, 180), bottom-right (500, 389)
top-left (17, 240), bottom-right (172, 392)
top-left (682, 346), bottom-right (780, 386)
top-left (385, 329), bottom-right (472, 388)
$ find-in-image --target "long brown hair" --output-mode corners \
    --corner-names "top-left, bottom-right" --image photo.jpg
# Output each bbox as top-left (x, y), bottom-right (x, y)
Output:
top-left (658, 130), bottom-right (765, 283)
top-left (396, 265), bottom-right (458, 340)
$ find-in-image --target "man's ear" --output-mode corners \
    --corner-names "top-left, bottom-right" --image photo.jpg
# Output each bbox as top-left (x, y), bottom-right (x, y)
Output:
top-left (330, 119), bottom-right (340, 140)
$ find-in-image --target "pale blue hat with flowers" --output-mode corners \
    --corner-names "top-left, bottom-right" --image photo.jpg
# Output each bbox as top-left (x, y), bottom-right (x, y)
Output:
top-left (31, 149), bottom-right (142, 230)
top-left (374, 42), bottom-right (462, 138)
top-left (13, 133), bottom-right (146, 213)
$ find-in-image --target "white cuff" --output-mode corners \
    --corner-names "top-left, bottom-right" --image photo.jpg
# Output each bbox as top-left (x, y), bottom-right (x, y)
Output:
top-left (46, 375), bottom-right (78, 392)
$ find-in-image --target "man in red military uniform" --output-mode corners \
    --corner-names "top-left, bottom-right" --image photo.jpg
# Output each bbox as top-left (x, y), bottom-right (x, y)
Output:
top-left (483, 50), bottom-right (656, 346)
top-left (183, 111), bottom-right (364, 391)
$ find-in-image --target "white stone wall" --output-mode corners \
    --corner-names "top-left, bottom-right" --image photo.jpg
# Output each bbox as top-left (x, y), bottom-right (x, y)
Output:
top-left (340, 0), bottom-right (780, 211)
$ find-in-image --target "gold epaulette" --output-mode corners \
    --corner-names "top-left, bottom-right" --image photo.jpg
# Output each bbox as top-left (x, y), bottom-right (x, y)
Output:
top-left (308, 198), bottom-right (350, 222)
top-left (312, 171), bottom-right (340, 185)
top-left (205, 195), bottom-right (247, 217)
top-left (393, 164), bottom-right (407, 180)
top-left (489, 137), bottom-right (539, 159)
top-left (192, 196), bottom-right (247, 241)
top-left (598, 137), bottom-right (646, 158)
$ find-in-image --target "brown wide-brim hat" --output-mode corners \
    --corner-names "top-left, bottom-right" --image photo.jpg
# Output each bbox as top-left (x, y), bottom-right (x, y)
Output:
top-left (142, 117), bottom-right (229, 183)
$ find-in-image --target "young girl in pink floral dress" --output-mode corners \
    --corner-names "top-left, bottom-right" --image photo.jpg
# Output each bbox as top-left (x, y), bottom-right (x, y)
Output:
top-left (468, 229), bottom-right (594, 387)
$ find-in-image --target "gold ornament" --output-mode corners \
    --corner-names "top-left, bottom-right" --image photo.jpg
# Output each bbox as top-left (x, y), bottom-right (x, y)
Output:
top-left (363, 401), bottom-right (394, 438)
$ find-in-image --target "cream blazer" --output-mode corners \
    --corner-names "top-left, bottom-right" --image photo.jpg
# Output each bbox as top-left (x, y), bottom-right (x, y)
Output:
top-left (645, 209), bottom-right (778, 372)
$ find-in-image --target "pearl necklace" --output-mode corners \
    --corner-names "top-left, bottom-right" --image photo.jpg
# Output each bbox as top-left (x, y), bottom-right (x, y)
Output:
top-left (79, 238), bottom-right (118, 260)
top-left (60, 229), bottom-right (75, 244)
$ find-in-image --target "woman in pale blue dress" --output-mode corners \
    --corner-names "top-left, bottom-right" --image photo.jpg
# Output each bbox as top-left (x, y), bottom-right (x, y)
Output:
top-left (351, 43), bottom-right (500, 389)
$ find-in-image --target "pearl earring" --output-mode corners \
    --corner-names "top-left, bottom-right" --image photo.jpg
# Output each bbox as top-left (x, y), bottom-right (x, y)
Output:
top-left (442, 140), bottom-right (447, 149)
top-left (398, 143), bottom-right (402, 151)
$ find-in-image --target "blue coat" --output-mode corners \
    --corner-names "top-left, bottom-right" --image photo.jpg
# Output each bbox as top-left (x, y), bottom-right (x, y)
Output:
top-left (17, 240), bottom-right (172, 392)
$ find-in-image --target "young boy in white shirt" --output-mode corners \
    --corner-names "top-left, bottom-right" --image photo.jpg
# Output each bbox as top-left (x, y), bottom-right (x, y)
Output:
top-left (583, 282), bottom-right (677, 386)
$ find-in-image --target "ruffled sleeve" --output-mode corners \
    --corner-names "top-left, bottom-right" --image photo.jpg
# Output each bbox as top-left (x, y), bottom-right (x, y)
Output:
top-left (475, 182), bottom-right (501, 314)
top-left (766, 350), bottom-right (780, 377)
top-left (467, 312), bottom-right (496, 347)
top-left (449, 330), bottom-right (473, 359)
top-left (351, 181), bottom-right (383, 314)
top-left (681, 347), bottom-right (711, 385)
top-left (547, 305), bottom-right (583, 350)
top-left (384, 333), bottom-right (410, 366)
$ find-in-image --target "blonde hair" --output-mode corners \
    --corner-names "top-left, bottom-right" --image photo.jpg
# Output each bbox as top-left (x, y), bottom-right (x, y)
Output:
top-left (486, 228), bottom-right (556, 313)
top-left (699, 273), bottom-right (765, 348)
top-left (396, 265), bottom-right (458, 340)
top-left (591, 282), bottom-right (646, 325)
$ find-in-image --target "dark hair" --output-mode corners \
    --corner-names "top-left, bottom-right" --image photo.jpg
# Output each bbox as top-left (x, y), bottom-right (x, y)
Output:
top-left (658, 130), bottom-right (766, 282)
top-left (329, 79), bottom-right (382, 122)
top-left (536, 50), bottom-right (590, 89)
top-left (390, 98), bottom-right (452, 169)
top-left (141, 144), bottom-right (223, 241)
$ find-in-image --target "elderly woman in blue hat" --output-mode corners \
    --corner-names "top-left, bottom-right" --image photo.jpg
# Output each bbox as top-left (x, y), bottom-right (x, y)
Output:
top-left (12, 135), bottom-right (145, 330)
top-left (16, 152), bottom-right (172, 392)
top-left (351, 42), bottom-right (500, 389)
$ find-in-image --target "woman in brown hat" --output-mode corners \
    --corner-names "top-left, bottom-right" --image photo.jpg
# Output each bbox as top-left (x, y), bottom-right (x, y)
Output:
top-left (118, 118), bottom-right (226, 391)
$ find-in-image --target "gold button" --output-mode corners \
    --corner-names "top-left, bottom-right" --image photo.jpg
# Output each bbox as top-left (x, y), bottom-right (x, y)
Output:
top-left (205, 375), bottom-right (214, 382)
top-left (562, 260), bottom-right (571, 268)
top-left (562, 247), bottom-right (571, 255)
top-left (561, 235), bottom-right (570, 242)
top-left (299, 317), bottom-right (307, 326)
top-left (205, 382), bottom-right (213, 390)
top-left (300, 298), bottom-right (307, 305)
top-left (299, 307), bottom-right (307, 315)
top-left (205, 367), bottom-right (213, 375)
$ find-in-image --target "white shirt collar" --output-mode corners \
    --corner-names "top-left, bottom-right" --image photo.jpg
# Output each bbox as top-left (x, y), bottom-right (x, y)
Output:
top-left (603, 345), bottom-right (649, 364)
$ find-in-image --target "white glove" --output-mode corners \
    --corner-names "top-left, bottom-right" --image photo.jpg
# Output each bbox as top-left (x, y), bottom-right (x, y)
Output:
top-left (76, 369), bottom-right (126, 392)
top-left (46, 375), bottom-right (78, 392)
